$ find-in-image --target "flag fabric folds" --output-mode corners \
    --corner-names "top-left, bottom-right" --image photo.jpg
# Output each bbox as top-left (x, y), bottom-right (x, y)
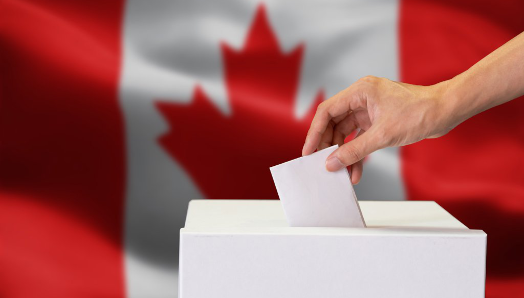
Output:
top-left (1, 0), bottom-right (523, 297)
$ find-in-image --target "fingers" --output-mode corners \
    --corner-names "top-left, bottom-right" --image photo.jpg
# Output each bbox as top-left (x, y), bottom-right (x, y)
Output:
top-left (317, 120), bottom-right (335, 151)
top-left (346, 128), bottom-right (365, 184)
top-left (318, 113), bottom-right (355, 151)
top-left (302, 103), bottom-right (333, 156)
top-left (350, 159), bottom-right (363, 184)
top-left (325, 127), bottom-right (383, 172)
top-left (303, 86), bottom-right (365, 156)
top-left (332, 114), bottom-right (356, 146)
top-left (332, 130), bottom-right (346, 148)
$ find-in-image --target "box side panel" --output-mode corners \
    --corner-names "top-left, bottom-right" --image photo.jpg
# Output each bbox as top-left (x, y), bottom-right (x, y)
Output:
top-left (178, 230), bottom-right (184, 298)
top-left (180, 233), bottom-right (486, 298)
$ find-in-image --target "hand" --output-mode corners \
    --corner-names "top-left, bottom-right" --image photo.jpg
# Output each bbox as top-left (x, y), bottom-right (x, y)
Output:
top-left (302, 32), bottom-right (524, 184)
top-left (302, 76), bottom-right (456, 184)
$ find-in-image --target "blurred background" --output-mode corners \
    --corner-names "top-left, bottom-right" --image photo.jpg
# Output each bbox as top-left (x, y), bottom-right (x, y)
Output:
top-left (1, 0), bottom-right (523, 297)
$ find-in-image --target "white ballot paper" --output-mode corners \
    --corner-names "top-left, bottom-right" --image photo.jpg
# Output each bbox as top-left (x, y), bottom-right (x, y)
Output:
top-left (270, 145), bottom-right (366, 228)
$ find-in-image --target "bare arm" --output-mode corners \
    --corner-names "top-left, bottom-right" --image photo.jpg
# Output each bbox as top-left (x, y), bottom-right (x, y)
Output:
top-left (302, 32), bottom-right (524, 184)
top-left (442, 32), bottom-right (524, 127)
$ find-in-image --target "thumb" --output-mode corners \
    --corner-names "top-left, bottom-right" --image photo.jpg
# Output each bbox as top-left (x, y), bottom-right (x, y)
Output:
top-left (325, 128), bottom-right (382, 172)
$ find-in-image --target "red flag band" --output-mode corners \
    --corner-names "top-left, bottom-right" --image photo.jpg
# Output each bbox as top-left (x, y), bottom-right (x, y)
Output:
top-left (1, 0), bottom-right (523, 297)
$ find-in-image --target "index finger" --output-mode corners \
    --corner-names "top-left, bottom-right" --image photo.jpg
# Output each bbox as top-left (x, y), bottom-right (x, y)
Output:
top-left (302, 86), bottom-right (363, 156)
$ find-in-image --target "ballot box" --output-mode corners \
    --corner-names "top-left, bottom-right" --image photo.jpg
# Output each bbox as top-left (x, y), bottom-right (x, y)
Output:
top-left (179, 200), bottom-right (486, 298)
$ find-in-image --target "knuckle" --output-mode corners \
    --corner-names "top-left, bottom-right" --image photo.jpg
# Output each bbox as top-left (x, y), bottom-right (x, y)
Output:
top-left (341, 144), bottom-right (362, 163)
top-left (359, 75), bottom-right (377, 84)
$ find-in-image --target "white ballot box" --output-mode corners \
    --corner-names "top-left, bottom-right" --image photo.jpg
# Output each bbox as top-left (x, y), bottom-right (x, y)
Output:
top-left (179, 200), bottom-right (486, 298)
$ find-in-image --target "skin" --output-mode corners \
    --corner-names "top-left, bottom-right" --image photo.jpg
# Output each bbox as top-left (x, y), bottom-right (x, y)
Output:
top-left (302, 31), bottom-right (524, 184)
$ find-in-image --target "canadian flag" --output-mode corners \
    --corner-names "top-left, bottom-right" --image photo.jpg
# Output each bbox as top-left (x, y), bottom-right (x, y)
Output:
top-left (1, 0), bottom-right (523, 297)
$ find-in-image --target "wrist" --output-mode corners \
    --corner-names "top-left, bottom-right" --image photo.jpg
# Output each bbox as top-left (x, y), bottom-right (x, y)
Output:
top-left (428, 78), bottom-right (469, 135)
top-left (439, 71), bottom-right (495, 125)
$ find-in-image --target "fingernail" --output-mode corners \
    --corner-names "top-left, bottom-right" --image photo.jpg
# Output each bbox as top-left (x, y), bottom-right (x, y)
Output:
top-left (326, 156), bottom-right (344, 172)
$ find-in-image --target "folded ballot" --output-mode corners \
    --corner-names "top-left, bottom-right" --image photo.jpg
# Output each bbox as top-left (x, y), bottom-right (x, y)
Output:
top-left (270, 145), bottom-right (365, 227)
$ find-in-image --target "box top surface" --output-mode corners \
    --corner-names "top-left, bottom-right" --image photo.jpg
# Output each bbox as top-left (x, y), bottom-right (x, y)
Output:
top-left (183, 200), bottom-right (483, 236)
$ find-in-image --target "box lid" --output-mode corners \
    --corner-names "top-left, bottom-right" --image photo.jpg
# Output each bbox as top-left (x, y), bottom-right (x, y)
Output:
top-left (183, 200), bottom-right (484, 236)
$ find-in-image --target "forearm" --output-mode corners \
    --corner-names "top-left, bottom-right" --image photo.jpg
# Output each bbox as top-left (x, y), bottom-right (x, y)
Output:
top-left (438, 32), bottom-right (524, 127)
top-left (305, 32), bottom-right (524, 175)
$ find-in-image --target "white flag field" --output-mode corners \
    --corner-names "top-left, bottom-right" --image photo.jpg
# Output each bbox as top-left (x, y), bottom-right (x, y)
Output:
top-left (1, 0), bottom-right (523, 297)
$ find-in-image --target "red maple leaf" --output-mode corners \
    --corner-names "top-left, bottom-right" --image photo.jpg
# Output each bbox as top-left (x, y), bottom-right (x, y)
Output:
top-left (156, 5), bottom-right (323, 199)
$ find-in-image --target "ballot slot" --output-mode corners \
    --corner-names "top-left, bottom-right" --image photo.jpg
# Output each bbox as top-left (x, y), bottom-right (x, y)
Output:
top-left (270, 145), bottom-right (366, 228)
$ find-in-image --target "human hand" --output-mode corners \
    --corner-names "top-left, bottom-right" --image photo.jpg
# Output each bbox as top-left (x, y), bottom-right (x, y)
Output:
top-left (302, 76), bottom-right (458, 184)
